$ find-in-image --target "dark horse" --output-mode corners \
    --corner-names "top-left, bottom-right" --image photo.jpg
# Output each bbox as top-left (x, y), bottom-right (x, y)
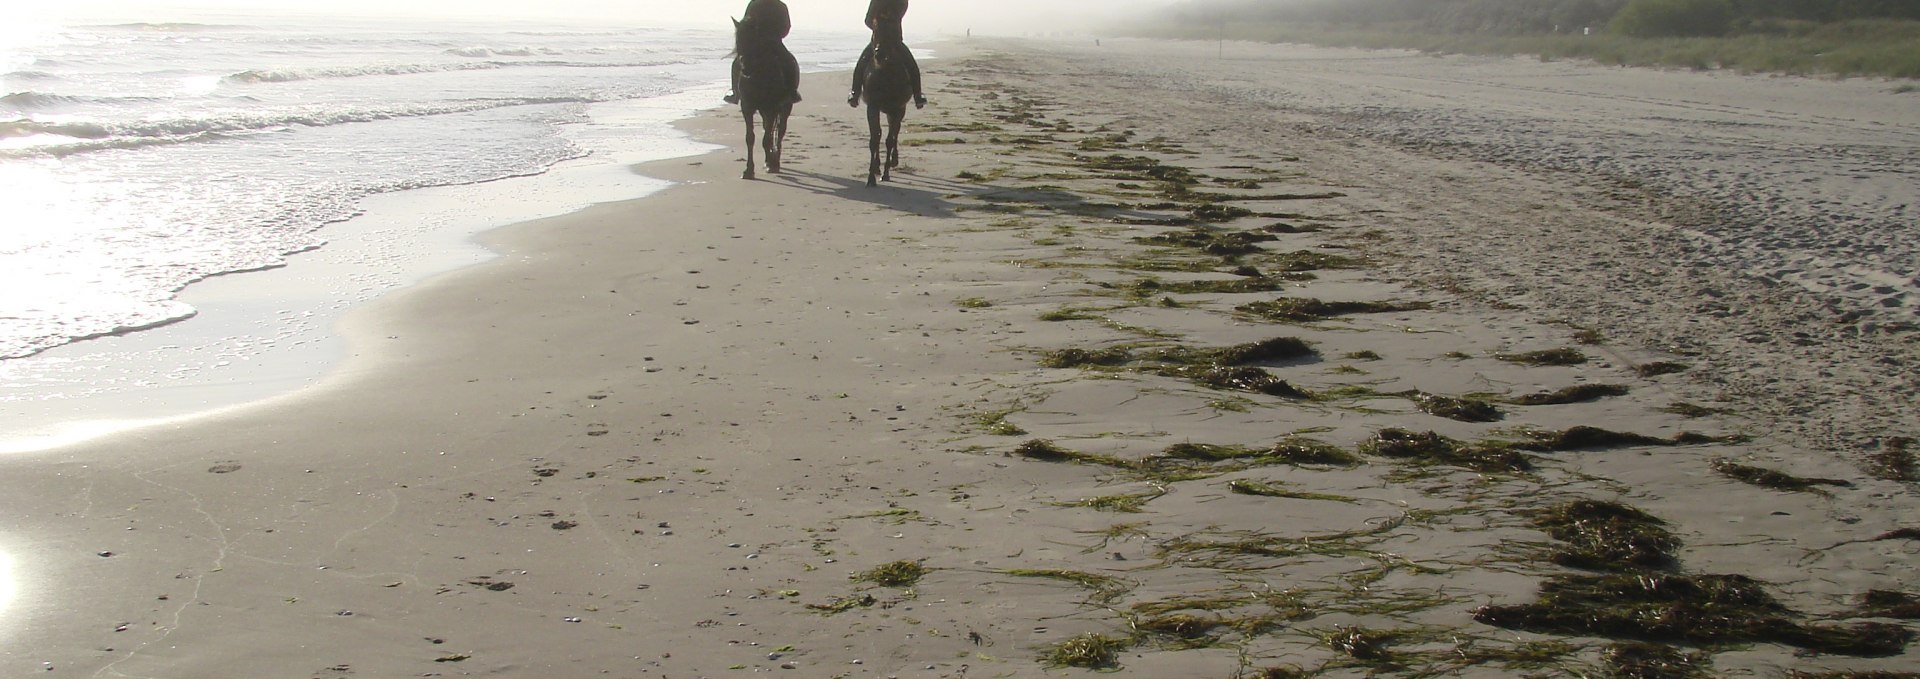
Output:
top-left (733, 17), bottom-right (793, 180)
top-left (857, 29), bottom-right (913, 187)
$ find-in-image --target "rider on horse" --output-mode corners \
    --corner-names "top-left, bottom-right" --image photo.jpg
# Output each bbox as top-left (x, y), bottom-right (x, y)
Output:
top-left (725, 0), bottom-right (802, 105)
top-left (849, 0), bottom-right (925, 109)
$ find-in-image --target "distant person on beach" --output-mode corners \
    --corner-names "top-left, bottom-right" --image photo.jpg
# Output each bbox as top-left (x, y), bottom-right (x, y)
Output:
top-left (849, 0), bottom-right (925, 109)
top-left (725, 0), bottom-right (802, 105)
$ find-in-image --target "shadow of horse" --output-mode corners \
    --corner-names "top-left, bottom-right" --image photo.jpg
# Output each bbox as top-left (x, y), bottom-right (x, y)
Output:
top-left (858, 35), bottom-right (914, 187)
top-left (733, 17), bottom-right (793, 180)
top-left (764, 169), bottom-right (956, 217)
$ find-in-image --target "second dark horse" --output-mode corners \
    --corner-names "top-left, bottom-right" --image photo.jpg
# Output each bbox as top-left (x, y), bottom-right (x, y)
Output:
top-left (733, 16), bottom-right (793, 180)
top-left (857, 27), bottom-right (913, 187)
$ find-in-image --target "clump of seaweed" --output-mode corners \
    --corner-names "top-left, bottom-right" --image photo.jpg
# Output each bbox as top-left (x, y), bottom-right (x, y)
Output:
top-left (1474, 573), bottom-right (1915, 656)
top-left (1060, 489), bottom-right (1165, 513)
top-left (1320, 626), bottom-right (1405, 663)
top-left (1126, 276), bottom-right (1305, 296)
top-left (1866, 436), bottom-right (1917, 483)
top-left (1859, 590), bottom-right (1920, 619)
top-left (1497, 348), bottom-right (1589, 366)
top-left (1042, 632), bottom-right (1129, 669)
top-left (1508, 426), bottom-right (1695, 451)
top-left (1505, 384), bottom-right (1630, 406)
top-left (1134, 228), bottom-right (1275, 256)
top-left (1359, 428), bottom-right (1532, 472)
top-left (1228, 479), bottom-right (1356, 503)
top-left (1266, 249), bottom-right (1364, 272)
top-left (1533, 500), bottom-right (1679, 572)
top-left (805, 593), bottom-right (877, 615)
top-left (856, 560), bottom-right (927, 588)
top-left (1039, 346), bottom-right (1133, 368)
top-left (1164, 365), bottom-right (1313, 398)
top-left (1235, 297), bottom-right (1431, 323)
top-left (1148, 336), bottom-right (1315, 366)
top-left (1602, 642), bottom-right (1711, 679)
top-left (1410, 391), bottom-right (1503, 422)
top-left (1039, 306), bottom-right (1103, 322)
top-left (1636, 361), bottom-right (1690, 377)
top-left (1659, 402), bottom-right (1727, 418)
top-left (1162, 442), bottom-right (1261, 461)
top-left (1710, 458), bottom-right (1854, 494)
top-left (1003, 568), bottom-right (1132, 604)
top-left (1009, 439), bottom-right (1133, 468)
top-left (1188, 203), bottom-right (1256, 223)
top-left (1268, 436), bottom-right (1363, 467)
top-left (1132, 613), bottom-right (1228, 644)
top-left (1264, 221), bottom-right (1322, 234)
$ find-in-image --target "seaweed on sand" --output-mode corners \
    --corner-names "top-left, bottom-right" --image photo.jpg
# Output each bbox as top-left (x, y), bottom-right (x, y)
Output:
top-left (1867, 436), bottom-right (1918, 483)
top-left (1009, 439), bottom-right (1133, 468)
top-left (1358, 428), bottom-right (1532, 472)
top-left (1124, 275), bottom-right (1308, 296)
top-left (1496, 348), bottom-right (1589, 366)
top-left (1132, 613), bottom-right (1228, 643)
top-left (1267, 436), bottom-right (1363, 467)
top-left (1002, 568), bottom-right (1132, 604)
top-left (1859, 590), bottom-right (1920, 619)
top-left (1635, 361), bottom-right (1690, 377)
top-left (1266, 249), bottom-right (1364, 272)
top-left (1133, 228), bottom-right (1275, 256)
top-left (1507, 426), bottom-right (1728, 452)
top-left (1039, 346), bottom-right (1133, 368)
top-left (1158, 365), bottom-right (1313, 398)
top-left (1161, 442), bottom-right (1262, 461)
top-left (1235, 297), bottom-right (1431, 323)
top-left (1145, 336), bottom-right (1315, 366)
top-left (1059, 489), bottom-right (1165, 513)
top-left (1228, 479), bottom-right (1356, 503)
top-left (1474, 573), bottom-right (1915, 656)
top-left (855, 560), bottom-right (928, 588)
top-left (1710, 458), bottom-right (1854, 494)
top-left (1042, 632), bottom-right (1129, 669)
top-left (1410, 391), bottom-right (1503, 422)
top-left (1533, 500), bottom-right (1680, 572)
top-left (1504, 384), bottom-right (1630, 406)
top-left (1602, 642), bottom-right (1712, 679)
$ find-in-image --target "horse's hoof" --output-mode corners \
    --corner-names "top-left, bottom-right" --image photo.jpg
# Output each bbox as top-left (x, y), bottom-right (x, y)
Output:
top-left (743, 171), bottom-right (754, 180)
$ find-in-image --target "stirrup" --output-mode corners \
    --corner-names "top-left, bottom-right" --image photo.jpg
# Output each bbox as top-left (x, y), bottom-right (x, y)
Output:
top-left (913, 95), bottom-right (927, 109)
top-left (723, 93), bottom-right (739, 104)
top-left (847, 91), bottom-right (861, 107)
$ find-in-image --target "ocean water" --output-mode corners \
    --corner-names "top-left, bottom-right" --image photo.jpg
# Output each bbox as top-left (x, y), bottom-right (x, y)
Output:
top-left (0, 13), bottom-right (861, 450)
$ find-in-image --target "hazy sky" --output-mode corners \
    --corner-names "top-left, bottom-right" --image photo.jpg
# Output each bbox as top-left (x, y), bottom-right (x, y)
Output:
top-left (28, 0), bottom-right (1174, 36)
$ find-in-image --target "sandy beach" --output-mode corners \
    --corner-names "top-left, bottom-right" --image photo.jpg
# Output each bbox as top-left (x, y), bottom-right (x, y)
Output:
top-left (4, 39), bottom-right (1917, 677)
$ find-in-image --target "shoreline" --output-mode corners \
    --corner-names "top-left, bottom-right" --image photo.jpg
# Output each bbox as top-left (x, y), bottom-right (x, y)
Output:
top-left (4, 39), bottom-right (1915, 677)
top-left (0, 89), bottom-right (726, 454)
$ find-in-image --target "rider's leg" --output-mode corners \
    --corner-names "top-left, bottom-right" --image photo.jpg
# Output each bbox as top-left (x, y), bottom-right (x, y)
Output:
top-left (781, 49), bottom-right (802, 103)
top-left (904, 48), bottom-right (925, 107)
top-left (725, 57), bottom-right (741, 104)
top-left (849, 42), bottom-right (875, 106)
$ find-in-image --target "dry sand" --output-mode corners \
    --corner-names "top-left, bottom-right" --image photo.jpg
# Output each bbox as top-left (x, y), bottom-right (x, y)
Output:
top-left (4, 39), bottom-right (1917, 677)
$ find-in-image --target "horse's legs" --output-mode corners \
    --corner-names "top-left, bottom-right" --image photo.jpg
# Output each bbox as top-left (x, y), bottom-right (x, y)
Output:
top-left (865, 104), bottom-right (882, 187)
top-left (741, 111), bottom-right (756, 180)
top-left (884, 110), bottom-right (903, 181)
top-left (773, 108), bottom-right (790, 172)
top-left (761, 112), bottom-right (779, 173)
